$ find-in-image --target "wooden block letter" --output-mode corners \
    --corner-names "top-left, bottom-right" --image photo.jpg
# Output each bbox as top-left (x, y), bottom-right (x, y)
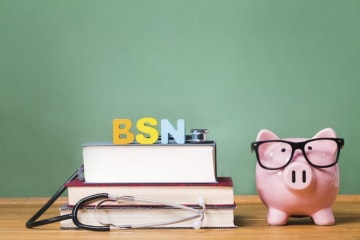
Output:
top-left (160, 119), bottom-right (185, 144)
top-left (136, 117), bottom-right (159, 144)
top-left (113, 119), bottom-right (134, 144)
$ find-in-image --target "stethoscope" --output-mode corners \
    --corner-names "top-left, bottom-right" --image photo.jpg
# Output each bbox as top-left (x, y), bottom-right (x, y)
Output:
top-left (26, 170), bottom-right (207, 231)
top-left (82, 194), bottom-right (206, 230)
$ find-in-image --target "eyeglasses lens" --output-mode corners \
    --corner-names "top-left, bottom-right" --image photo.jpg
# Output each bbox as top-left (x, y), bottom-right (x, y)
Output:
top-left (257, 141), bottom-right (292, 169)
top-left (304, 139), bottom-right (338, 167)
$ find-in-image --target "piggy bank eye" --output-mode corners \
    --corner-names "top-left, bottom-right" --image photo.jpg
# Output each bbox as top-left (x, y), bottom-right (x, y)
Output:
top-left (281, 148), bottom-right (286, 153)
top-left (307, 146), bottom-right (313, 151)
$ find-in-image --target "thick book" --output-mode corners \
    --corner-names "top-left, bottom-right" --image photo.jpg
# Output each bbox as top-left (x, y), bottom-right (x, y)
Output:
top-left (59, 204), bottom-right (236, 229)
top-left (82, 141), bottom-right (217, 183)
top-left (65, 177), bottom-right (234, 206)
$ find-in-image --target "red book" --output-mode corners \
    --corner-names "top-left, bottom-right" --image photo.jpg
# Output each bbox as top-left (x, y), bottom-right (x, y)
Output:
top-left (65, 177), bottom-right (234, 206)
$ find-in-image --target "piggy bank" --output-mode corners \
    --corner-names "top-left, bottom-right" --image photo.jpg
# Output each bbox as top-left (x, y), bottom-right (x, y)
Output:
top-left (251, 128), bottom-right (344, 226)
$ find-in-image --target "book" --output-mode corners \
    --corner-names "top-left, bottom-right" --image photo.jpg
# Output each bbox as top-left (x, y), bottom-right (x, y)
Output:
top-left (59, 204), bottom-right (236, 229)
top-left (65, 177), bottom-right (234, 206)
top-left (82, 141), bottom-right (217, 183)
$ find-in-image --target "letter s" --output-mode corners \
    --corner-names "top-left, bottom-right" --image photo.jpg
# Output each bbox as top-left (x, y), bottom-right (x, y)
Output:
top-left (136, 117), bottom-right (158, 144)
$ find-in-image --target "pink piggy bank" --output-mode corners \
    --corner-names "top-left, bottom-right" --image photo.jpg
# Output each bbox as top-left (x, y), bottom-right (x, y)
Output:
top-left (251, 128), bottom-right (344, 226)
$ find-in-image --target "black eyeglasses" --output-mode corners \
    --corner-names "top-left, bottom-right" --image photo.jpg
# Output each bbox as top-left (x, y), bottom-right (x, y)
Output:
top-left (251, 138), bottom-right (344, 170)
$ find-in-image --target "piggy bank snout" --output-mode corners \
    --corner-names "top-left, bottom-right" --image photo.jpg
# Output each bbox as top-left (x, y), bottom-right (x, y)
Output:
top-left (282, 162), bottom-right (313, 191)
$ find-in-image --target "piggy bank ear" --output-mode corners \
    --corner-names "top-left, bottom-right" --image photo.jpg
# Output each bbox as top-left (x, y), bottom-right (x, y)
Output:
top-left (255, 130), bottom-right (280, 160)
top-left (256, 129), bottom-right (280, 141)
top-left (312, 128), bottom-right (337, 139)
top-left (311, 128), bottom-right (338, 158)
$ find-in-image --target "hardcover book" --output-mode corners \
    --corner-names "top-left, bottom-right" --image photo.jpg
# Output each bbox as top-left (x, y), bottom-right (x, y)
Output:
top-left (82, 141), bottom-right (217, 183)
top-left (65, 177), bottom-right (234, 206)
top-left (59, 204), bottom-right (236, 229)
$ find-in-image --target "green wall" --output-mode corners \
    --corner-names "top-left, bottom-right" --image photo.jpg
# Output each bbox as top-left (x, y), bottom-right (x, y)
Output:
top-left (1, 0), bottom-right (360, 197)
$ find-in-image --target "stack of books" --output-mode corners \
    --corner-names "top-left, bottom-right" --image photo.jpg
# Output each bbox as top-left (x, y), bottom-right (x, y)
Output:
top-left (60, 140), bottom-right (236, 229)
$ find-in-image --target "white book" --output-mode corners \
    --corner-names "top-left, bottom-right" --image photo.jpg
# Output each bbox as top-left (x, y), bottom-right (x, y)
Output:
top-left (82, 141), bottom-right (217, 183)
top-left (59, 205), bottom-right (236, 229)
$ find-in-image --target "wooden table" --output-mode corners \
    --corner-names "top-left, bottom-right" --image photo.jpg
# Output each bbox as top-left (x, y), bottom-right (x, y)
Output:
top-left (1, 195), bottom-right (360, 239)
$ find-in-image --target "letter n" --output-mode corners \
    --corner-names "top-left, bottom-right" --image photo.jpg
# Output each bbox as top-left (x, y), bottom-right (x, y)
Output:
top-left (160, 119), bottom-right (185, 144)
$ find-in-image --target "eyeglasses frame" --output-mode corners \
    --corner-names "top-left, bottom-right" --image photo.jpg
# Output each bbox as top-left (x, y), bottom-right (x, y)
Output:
top-left (251, 137), bottom-right (344, 170)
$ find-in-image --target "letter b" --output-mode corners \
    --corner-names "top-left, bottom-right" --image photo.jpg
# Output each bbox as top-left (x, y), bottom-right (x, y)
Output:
top-left (113, 119), bottom-right (135, 144)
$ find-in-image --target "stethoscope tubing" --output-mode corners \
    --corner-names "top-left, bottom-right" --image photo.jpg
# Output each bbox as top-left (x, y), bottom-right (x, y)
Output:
top-left (25, 170), bottom-right (78, 228)
top-left (93, 196), bottom-right (206, 230)
top-left (72, 193), bottom-right (111, 231)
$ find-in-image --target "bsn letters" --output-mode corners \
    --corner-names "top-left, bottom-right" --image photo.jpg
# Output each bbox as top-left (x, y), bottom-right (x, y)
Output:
top-left (113, 118), bottom-right (185, 144)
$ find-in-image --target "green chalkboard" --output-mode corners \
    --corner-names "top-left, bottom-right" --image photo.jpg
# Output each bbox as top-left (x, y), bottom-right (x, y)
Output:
top-left (1, 0), bottom-right (360, 197)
